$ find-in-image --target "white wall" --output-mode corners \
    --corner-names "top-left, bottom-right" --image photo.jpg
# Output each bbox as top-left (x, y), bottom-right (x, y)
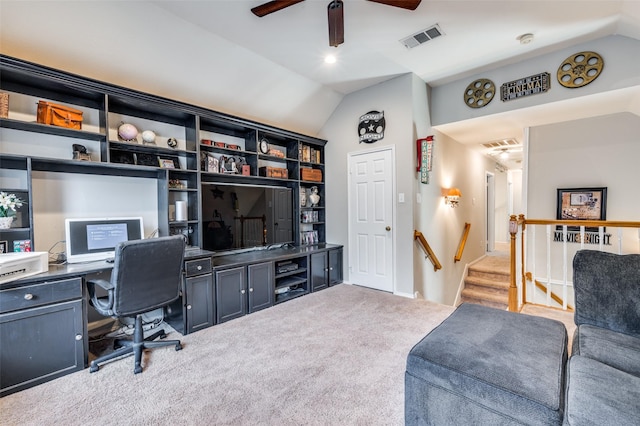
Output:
top-left (320, 74), bottom-right (416, 297)
top-left (431, 36), bottom-right (640, 127)
top-left (526, 112), bottom-right (640, 287)
top-left (31, 172), bottom-right (159, 253)
top-left (415, 131), bottom-right (499, 304)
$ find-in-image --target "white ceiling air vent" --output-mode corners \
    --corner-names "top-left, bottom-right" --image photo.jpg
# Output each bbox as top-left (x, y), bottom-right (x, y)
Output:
top-left (481, 139), bottom-right (519, 149)
top-left (401, 24), bottom-right (444, 49)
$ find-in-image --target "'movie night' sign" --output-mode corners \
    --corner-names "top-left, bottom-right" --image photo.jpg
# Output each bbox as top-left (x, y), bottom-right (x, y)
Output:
top-left (501, 72), bottom-right (550, 102)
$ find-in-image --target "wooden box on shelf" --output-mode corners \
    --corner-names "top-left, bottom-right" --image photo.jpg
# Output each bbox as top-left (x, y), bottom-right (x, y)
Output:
top-left (36, 101), bottom-right (83, 129)
top-left (259, 166), bottom-right (288, 178)
top-left (301, 167), bottom-right (322, 182)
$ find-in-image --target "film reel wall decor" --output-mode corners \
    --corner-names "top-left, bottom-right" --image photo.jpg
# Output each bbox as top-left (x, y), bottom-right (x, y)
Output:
top-left (463, 78), bottom-right (496, 108)
top-left (557, 51), bottom-right (604, 88)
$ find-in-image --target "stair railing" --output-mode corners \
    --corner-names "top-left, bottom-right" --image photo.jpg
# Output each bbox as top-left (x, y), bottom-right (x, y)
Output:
top-left (454, 222), bottom-right (471, 262)
top-left (508, 215), bottom-right (640, 312)
top-left (414, 230), bottom-right (442, 271)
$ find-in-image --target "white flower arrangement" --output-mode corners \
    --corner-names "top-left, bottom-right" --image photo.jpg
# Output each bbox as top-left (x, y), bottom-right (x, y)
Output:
top-left (0, 191), bottom-right (24, 217)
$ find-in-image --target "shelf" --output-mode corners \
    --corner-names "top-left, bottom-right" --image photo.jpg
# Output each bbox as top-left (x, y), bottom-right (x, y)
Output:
top-left (0, 227), bottom-right (30, 233)
top-left (110, 140), bottom-right (195, 155)
top-left (1, 54), bottom-right (329, 258)
top-left (275, 288), bottom-right (308, 304)
top-left (1, 118), bottom-right (105, 141)
top-left (275, 267), bottom-right (308, 280)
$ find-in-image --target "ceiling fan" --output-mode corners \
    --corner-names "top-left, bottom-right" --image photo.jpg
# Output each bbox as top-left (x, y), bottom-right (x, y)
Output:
top-left (251, 0), bottom-right (422, 47)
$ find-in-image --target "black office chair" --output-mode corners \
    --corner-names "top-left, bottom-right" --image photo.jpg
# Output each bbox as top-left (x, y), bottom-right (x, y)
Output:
top-left (87, 235), bottom-right (186, 374)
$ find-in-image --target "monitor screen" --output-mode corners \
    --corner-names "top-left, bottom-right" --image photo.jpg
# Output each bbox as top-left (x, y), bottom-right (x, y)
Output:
top-left (65, 217), bottom-right (144, 263)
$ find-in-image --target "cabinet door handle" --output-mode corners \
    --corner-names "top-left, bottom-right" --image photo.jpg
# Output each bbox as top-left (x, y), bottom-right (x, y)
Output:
top-left (241, 289), bottom-right (246, 294)
top-left (187, 305), bottom-right (192, 310)
top-left (24, 293), bottom-right (34, 300)
top-left (249, 288), bottom-right (254, 292)
top-left (197, 265), bottom-right (202, 271)
top-left (329, 267), bottom-right (333, 270)
top-left (75, 334), bottom-right (83, 341)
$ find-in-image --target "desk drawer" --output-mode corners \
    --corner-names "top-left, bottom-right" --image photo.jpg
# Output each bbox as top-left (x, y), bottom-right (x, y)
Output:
top-left (185, 258), bottom-right (212, 277)
top-left (0, 278), bottom-right (83, 314)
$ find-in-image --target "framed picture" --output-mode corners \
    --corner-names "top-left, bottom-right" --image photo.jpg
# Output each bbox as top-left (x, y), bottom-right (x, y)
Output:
top-left (0, 240), bottom-right (7, 253)
top-left (556, 187), bottom-right (607, 230)
top-left (157, 155), bottom-right (181, 170)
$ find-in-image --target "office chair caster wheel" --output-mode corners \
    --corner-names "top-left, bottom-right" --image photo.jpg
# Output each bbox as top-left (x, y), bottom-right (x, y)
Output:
top-left (134, 365), bottom-right (142, 374)
top-left (175, 343), bottom-right (182, 351)
top-left (90, 364), bottom-right (100, 373)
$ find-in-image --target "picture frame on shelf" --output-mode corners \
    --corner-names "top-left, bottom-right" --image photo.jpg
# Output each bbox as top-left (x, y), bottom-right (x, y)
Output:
top-left (0, 241), bottom-right (7, 253)
top-left (158, 155), bottom-right (182, 170)
top-left (556, 187), bottom-right (607, 231)
top-left (207, 154), bottom-right (219, 173)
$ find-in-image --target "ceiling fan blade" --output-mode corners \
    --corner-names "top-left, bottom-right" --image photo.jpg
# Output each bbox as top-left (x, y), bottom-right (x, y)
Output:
top-left (251, 0), bottom-right (305, 17)
top-left (327, 0), bottom-right (344, 47)
top-left (366, 0), bottom-right (421, 10)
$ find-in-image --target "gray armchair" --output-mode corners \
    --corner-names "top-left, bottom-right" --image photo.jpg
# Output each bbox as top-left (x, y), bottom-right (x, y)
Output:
top-left (564, 250), bottom-right (640, 425)
top-left (87, 235), bottom-right (185, 374)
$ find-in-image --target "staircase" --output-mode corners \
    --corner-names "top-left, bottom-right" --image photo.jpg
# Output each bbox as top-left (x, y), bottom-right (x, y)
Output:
top-left (460, 253), bottom-right (510, 310)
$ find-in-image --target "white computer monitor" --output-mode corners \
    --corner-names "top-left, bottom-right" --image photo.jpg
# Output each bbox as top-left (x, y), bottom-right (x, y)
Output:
top-left (64, 217), bottom-right (144, 263)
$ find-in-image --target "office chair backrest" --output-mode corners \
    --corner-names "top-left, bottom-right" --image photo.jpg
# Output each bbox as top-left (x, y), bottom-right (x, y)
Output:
top-left (110, 235), bottom-right (185, 317)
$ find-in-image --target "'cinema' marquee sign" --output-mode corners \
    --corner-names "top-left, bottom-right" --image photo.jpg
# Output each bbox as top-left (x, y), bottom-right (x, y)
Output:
top-left (500, 72), bottom-right (550, 102)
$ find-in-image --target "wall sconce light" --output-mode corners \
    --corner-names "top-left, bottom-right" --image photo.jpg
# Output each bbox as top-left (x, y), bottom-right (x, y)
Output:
top-left (445, 188), bottom-right (461, 208)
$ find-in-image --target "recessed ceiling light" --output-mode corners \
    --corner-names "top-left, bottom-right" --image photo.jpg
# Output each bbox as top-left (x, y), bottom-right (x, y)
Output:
top-left (517, 33), bottom-right (534, 45)
top-left (324, 54), bottom-right (337, 64)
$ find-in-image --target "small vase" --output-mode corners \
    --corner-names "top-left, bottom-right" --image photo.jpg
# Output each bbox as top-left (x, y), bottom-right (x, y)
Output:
top-left (0, 216), bottom-right (13, 229)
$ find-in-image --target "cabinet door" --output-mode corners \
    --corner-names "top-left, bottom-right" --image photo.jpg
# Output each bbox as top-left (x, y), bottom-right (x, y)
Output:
top-left (215, 266), bottom-right (246, 324)
top-left (311, 251), bottom-right (329, 292)
top-left (247, 262), bottom-right (273, 313)
top-left (272, 188), bottom-right (293, 243)
top-left (184, 274), bottom-right (215, 333)
top-left (329, 248), bottom-right (343, 286)
top-left (0, 299), bottom-right (85, 397)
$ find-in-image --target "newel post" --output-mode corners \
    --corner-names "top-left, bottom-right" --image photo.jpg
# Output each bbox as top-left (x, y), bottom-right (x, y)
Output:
top-left (508, 215), bottom-right (518, 312)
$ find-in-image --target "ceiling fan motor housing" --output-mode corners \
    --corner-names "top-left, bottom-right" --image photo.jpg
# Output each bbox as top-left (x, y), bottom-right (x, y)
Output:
top-left (328, 1), bottom-right (344, 47)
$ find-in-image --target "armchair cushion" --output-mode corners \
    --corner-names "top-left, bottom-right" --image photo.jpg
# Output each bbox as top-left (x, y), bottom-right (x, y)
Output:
top-left (564, 356), bottom-right (640, 425)
top-left (572, 250), bottom-right (640, 337)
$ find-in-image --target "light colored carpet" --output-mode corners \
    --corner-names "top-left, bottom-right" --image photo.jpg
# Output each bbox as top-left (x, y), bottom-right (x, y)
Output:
top-left (0, 284), bottom-right (454, 426)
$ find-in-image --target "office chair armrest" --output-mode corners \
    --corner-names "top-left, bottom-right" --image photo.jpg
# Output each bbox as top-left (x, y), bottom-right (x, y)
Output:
top-left (88, 279), bottom-right (114, 291)
top-left (87, 279), bottom-right (115, 315)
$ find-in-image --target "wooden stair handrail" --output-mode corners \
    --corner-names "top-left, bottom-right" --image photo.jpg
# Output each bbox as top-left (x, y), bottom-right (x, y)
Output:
top-left (414, 230), bottom-right (442, 271)
top-left (508, 215), bottom-right (640, 312)
top-left (526, 272), bottom-right (574, 311)
top-left (454, 222), bottom-right (471, 262)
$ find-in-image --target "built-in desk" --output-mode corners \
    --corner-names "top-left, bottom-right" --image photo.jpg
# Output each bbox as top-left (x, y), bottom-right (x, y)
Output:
top-left (0, 245), bottom-right (342, 397)
top-left (0, 249), bottom-right (213, 397)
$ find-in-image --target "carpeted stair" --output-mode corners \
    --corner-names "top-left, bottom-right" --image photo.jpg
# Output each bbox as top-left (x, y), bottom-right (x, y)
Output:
top-left (460, 254), bottom-right (510, 310)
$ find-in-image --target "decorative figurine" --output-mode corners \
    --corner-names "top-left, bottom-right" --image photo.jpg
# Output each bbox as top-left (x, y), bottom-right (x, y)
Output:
top-left (141, 130), bottom-right (156, 144)
top-left (309, 186), bottom-right (320, 207)
top-left (118, 122), bottom-right (138, 142)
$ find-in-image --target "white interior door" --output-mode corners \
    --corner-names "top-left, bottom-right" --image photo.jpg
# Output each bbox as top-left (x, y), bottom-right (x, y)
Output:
top-left (348, 148), bottom-right (394, 292)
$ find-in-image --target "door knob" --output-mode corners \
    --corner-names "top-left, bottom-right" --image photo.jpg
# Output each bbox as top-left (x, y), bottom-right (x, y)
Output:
top-left (386, 226), bottom-right (391, 231)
